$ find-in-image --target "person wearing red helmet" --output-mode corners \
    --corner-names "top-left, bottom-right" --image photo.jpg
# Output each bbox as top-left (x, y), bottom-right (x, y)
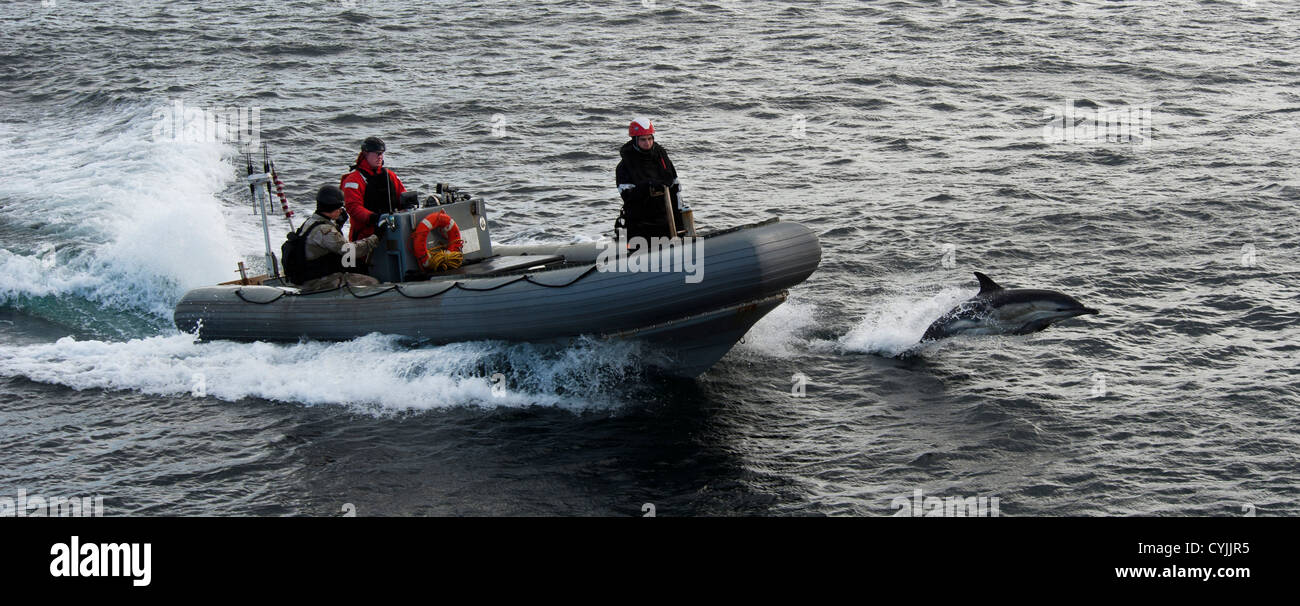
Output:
top-left (615, 117), bottom-right (683, 241)
top-left (340, 136), bottom-right (407, 244)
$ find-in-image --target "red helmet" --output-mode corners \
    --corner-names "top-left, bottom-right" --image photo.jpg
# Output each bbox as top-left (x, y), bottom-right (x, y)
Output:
top-left (628, 117), bottom-right (654, 138)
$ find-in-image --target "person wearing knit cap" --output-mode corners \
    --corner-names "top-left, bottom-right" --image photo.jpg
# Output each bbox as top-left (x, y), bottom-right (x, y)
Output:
top-left (290, 184), bottom-right (382, 291)
top-left (340, 136), bottom-right (407, 244)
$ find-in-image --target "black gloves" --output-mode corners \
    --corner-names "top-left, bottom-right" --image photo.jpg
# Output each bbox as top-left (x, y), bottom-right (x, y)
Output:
top-left (374, 214), bottom-right (392, 237)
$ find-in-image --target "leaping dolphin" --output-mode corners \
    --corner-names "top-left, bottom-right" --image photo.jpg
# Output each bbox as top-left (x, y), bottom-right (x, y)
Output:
top-left (921, 272), bottom-right (1099, 342)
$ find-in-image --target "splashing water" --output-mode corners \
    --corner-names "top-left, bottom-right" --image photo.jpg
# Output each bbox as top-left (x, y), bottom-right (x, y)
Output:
top-left (835, 287), bottom-right (972, 357)
top-left (0, 105), bottom-right (241, 331)
top-left (0, 332), bottom-right (660, 413)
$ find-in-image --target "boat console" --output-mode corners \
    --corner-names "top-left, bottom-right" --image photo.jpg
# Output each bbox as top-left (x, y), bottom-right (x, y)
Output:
top-left (367, 189), bottom-right (562, 282)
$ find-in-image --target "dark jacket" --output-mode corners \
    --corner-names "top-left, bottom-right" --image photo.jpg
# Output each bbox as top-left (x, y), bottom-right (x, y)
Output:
top-left (615, 140), bottom-right (682, 240)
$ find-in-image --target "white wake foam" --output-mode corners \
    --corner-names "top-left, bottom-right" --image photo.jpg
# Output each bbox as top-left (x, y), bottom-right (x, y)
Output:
top-left (0, 332), bottom-right (644, 412)
top-left (736, 296), bottom-right (818, 359)
top-left (0, 105), bottom-right (241, 319)
top-left (833, 287), bottom-right (972, 357)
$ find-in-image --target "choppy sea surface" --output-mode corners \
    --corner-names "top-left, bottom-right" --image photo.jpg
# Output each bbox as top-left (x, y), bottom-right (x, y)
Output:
top-left (0, 0), bottom-right (1297, 516)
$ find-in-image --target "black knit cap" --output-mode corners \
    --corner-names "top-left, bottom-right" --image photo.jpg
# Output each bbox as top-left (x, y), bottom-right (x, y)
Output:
top-left (316, 185), bottom-right (345, 211)
top-left (361, 136), bottom-right (386, 153)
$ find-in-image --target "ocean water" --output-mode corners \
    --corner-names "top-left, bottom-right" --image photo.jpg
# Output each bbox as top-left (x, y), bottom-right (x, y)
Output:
top-left (0, 0), bottom-right (1297, 516)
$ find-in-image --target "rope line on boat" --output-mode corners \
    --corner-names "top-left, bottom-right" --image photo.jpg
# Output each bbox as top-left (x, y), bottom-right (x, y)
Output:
top-left (390, 265), bottom-right (599, 297)
top-left (235, 289), bottom-right (287, 304)
top-left (235, 265), bottom-right (601, 303)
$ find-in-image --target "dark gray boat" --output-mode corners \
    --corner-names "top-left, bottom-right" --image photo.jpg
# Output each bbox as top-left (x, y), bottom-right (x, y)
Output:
top-left (174, 178), bottom-right (820, 377)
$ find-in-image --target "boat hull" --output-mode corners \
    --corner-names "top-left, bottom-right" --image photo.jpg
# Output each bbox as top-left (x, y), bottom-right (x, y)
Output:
top-left (174, 220), bottom-right (820, 377)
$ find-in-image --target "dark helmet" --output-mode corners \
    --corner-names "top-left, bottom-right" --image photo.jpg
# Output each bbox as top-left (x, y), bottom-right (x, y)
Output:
top-left (361, 136), bottom-right (386, 153)
top-left (316, 185), bottom-right (345, 211)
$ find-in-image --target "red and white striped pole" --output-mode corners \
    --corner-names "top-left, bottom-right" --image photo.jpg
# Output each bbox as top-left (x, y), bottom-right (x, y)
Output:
top-left (269, 157), bottom-right (294, 229)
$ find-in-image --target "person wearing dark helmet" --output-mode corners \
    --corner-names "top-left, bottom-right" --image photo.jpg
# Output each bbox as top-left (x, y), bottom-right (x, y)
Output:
top-left (340, 136), bottom-right (407, 243)
top-left (292, 185), bottom-right (382, 292)
top-left (615, 117), bottom-right (683, 242)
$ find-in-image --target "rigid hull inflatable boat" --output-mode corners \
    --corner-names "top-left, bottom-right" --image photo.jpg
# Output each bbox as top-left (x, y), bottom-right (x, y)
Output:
top-left (173, 177), bottom-right (821, 378)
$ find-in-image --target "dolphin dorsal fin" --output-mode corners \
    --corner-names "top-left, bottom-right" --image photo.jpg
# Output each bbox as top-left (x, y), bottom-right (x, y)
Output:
top-left (974, 271), bottom-right (1002, 294)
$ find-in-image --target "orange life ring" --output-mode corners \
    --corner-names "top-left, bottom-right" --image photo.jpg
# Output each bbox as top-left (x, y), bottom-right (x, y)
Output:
top-left (411, 210), bottom-right (464, 270)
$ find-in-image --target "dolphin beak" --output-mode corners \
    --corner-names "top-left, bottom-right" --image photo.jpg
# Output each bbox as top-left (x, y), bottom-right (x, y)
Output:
top-left (1080, 308), bottom-right (1099, 316)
